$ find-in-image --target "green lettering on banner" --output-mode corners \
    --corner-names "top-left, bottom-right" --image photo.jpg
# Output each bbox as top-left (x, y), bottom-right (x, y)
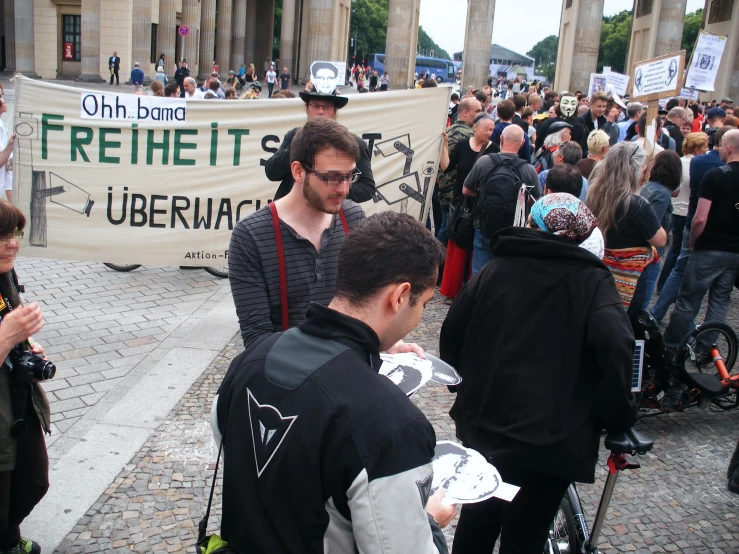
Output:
top-left (210, 122), bottom-right (218, 166)
top-left (174, 129), bottom-right (198, 166)
top-left (228, 129), bottom-right (250, 166)
top-left (70, 126), bottom-right (93, 162)
top-left (146, 129), bottom-right (170, 165)
top-left (131, 124), bottom-right (139, 164)
top-left (99, 128), bottom-right (122, 164)
top-left (41, 113), bottom-right (64, 160)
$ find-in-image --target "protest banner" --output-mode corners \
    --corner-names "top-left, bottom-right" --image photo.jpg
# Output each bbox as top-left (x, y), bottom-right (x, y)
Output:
top-left (684, 31), bottom-right (727, 92)
top-left (12, 76), bottom-right (449, 266)
top-left (588, 74), bottom-right (607, 96)
top-left (603, 69), bottom-right (630, 97)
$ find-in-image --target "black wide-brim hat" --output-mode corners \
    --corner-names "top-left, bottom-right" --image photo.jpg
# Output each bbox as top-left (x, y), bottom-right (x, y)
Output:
top-left (299, 91), bottom-right (349, 109)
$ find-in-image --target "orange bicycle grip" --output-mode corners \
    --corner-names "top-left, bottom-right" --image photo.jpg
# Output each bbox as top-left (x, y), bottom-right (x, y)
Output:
top-left (710, 348), bottom-right (730, 380)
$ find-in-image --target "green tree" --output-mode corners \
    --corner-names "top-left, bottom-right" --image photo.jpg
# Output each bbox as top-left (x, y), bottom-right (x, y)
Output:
top-left (527, 35), bottom-right (558, 82)
top-left (349, 0), bottom-right (389, 62)
top-left (417, 26), bottom-right (450, 60)
top-left (682, 8), bottom-right (703, 63)
top-left (597, 10), bottom-right (632, 73)
top-left (273, 0), bottom-right (282, 60)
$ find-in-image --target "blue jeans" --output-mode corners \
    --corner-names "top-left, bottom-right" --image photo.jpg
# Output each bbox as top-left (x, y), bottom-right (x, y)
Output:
top-left (663, 249), bottom-right (739, 349)
top-left (657, 214), bottom-right (686, 292)
top-left (650, 225), bottom-right (691, 322)
top-left (472, 229), bottom-right (492, 276)
top-left (638, 260), bottom-right (661, 312)
top-left (437, 205), bottom-right (449, 243)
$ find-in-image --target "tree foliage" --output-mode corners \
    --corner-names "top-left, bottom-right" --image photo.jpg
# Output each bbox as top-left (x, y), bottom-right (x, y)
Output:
top-left (527, 35), bottom-right (558, 82)
top-left (349, 0), bottom-right (390, 62)
top-left (418, 26), bottom-right (450, 60)
top-left (597, 10), bottom-right (632, 73)
top-left (682, 8), bottom-right (703, 63)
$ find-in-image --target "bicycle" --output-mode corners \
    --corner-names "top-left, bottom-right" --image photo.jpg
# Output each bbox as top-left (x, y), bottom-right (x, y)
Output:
top-left (632, 312), bottom-right (739, 413)
top-left (546, 428), bottom-right (654, 554)
top-left (103, 263), bottom-right (229, 279)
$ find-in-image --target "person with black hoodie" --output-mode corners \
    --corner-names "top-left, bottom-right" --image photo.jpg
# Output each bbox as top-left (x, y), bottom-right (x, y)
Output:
top-left (578, 91), bottom-right (614, 156)
top-left (440, 194), bottom-right (637, 554)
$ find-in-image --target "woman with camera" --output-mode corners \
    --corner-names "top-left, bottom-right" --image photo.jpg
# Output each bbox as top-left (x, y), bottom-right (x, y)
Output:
top-left (0, 193), bottom-right (50, 554)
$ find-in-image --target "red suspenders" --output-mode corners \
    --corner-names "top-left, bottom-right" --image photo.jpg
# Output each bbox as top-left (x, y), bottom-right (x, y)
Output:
top-left (269, 202), bottom-right (349, 331)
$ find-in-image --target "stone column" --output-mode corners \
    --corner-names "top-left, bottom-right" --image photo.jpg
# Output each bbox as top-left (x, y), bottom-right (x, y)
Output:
top-left (280, 0), bottom-right (296, 76)
top-left (182, 0), bottom-right (201, 76)
top-left (199, 0), bottom-right (217, 79)
top-left (158, 0), bottom-right (177, 74)
top-left (569, 0), bottom-right (605, 95)
top-left (216, 0), bottom-right (233, 74)
top-left (132, 0), bottom-right (152, 82)
top-left (4, 0), bottom-right (15, 72)
top-left (653, 0), bottom-right (687, 57)
top-left (255, 0), bottom-right (275, 69)
top-left (306, 0), bottom-right (333, 65)
top-left (731, 39), bottom-right (739, 104)
top-left (79, 0), bottom-right (103, 81)
top-left (385, 0), bottom-right (419, 90)
top-left (461, 0), bottom-right (495, 90)
top-left (245, 0), bottom-right (257, 66)
top-left (231, 0), bottom-right (246, 70)
top-left (13, 0), bottom-right (35, 76)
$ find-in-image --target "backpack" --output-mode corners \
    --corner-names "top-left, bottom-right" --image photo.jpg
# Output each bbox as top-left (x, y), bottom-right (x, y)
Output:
top-left (476, 153), bottom-right (533, 240)
top-left (532, 147), bottom-right (554, 174)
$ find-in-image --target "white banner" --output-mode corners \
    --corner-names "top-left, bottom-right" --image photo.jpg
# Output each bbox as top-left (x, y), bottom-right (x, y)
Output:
top-left (685, 31), bottom-right (727, 92)
top-left (603, 70), bottom-right (630, 97)
top-left (12, 77), bottom-right (449, 266)
top-left (632, 53), bottom-right (682, 99)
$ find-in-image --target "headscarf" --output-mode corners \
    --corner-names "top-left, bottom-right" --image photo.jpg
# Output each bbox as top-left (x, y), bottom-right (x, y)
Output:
top-left (530, 193), bottom-right (597, 244)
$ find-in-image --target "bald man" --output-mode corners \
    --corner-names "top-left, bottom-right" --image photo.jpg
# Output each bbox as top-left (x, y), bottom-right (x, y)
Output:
top-left (462, 124), bottom-right (541, 275)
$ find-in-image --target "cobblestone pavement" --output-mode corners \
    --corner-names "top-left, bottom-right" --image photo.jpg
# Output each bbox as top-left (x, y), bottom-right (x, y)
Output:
top-left (14, 257), bottom-right (230, 460)
top-left (49, 290), bottom-right (739, 554)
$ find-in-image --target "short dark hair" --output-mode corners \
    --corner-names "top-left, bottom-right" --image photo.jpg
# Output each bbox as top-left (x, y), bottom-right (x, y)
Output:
top-left (290, 119), bottom-right (360, 167)
top-left (497, 100), bottom-right (515, 121)
top-left (451, 93), bottom-right (460, 101)
top-left (334, 212), bottom-right (446, 307)
top-left (164, 83), bottom-right (179, 97)
top-left (209, 79), bottom-right (221, 92)
top-left (546, 165), bottom-right (583, 197)
top-left (512, 94), bottom-right (526, 111)
top-left (474, 90), bottom-right (488, 104)
top-left (421, 79), bottom-right (438, 88)
top-left (648, 150), bottom-right (682, 191)
top-left (716, 125), bottom-right (734, 146)
top-left (558, 141), bottom-right (583, 165)
top-left (544, 91), bottom-right (557, 103)
top-left (665, 98), bottom-right (679, 112)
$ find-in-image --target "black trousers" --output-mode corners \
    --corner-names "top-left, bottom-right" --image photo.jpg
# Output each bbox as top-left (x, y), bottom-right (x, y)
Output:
top-left (0, 405), bottom-right (49, 549)
top-left (267, 83), bottom-right (274, 97)
top-left (109, 68), bottom-right (119, 85)
top-left (451, 462), bottom-right (570, 554)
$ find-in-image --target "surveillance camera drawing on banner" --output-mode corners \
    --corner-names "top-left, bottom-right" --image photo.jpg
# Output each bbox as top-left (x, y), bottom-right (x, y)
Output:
top-left (12, 76), bottom-right (449, 266)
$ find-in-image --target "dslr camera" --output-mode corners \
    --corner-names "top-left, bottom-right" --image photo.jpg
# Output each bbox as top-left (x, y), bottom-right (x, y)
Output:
top-left (8, 345), bottom-right (56, 384)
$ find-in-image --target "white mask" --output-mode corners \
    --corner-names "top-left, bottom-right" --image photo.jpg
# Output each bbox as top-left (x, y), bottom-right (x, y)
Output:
top-left (560, 96), bottom-right (577, 118)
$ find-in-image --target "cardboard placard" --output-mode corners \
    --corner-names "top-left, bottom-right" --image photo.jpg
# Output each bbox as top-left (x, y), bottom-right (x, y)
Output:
top-left (630, 51), bottom-right (685, 102)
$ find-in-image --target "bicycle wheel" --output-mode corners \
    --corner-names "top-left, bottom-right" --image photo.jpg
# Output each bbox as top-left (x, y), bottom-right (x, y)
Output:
top-left (546, 496), bottom-right (578, 554)
top-left (204, 266), bottom-right (229, 279)
top-left (104, 263), bottom-right (142, 272)
top-left (677, 321), bottom-right (738, 381)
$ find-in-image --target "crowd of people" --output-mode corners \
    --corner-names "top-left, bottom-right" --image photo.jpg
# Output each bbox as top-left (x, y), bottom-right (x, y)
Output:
top-left (2, 60), bottom-right (739, 554)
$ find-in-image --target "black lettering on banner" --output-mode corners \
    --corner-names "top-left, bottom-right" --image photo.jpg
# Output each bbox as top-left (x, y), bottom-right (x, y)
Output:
top-left (149, 195), bottom-right (168, 228)
top-left (171, 196), bottom-right (191, 228)
top-left (82, 95), bottom-right (98, 117)
top-left (107, 186), bottom-right (128, 225)
top-left (130, 194), bottom-right (148, 227)
top-left (260, 135), bottom-right (280, 167)
top-left (138, 98), bottom-right (149, 120)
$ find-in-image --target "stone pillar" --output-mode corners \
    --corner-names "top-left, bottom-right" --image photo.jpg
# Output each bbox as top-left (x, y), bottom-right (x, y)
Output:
top-left (280, 0), bottom-right (296, 76)
top-left (216, 0), bottom-right (233, 74)
top-left (199, 0), bottom-right (217, 79)
top-left (385, 0), bottom-right (419, 90)
top-left (13, 0), bottom-right (35, 76)
top-left (158, 0), bottom-right (177, 73)
top-left (731, 39), bottom-right (739, 104)
top-left (461, 0), bottom-right (495, 90)
top-left (132, 0), bottom-right (152, 82)
top-left (231, 0), bottom-right (246, 71)
top-left (4, 0), bottom-right (14, 72)
top-left (255, 0), bottom-right (275, 69)
top-left (182, 0), bottom-right (201, 76)
top-left (569, 0), bottom-right (605, 95)
top-left (245, 0), bottom-right (257, 66)
top-left (306, 0), bottom-right (333, 65)
top-left (654, 0), bottom-right (687, 57)
top-left (79, 0), bottom-right (103, 81)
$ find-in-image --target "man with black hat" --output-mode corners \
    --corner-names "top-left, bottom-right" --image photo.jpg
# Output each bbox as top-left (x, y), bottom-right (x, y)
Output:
top-left (264, 89), bottom-right (376, 202)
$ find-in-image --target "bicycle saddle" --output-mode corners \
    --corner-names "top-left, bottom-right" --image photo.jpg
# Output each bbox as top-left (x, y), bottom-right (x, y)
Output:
top-left (604, 428), bottom-right (654, 455)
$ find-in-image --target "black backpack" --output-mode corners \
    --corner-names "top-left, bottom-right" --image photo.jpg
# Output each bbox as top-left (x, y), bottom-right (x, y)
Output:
top-left (476, 154), bottom-right (531, 240)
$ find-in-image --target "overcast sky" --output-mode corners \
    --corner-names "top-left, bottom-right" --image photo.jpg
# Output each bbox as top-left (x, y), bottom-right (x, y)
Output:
top-left (419, 0), bottom-right (704, 59)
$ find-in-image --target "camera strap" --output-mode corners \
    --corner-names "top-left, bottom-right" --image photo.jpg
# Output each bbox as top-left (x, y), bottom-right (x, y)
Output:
top-left (197, 400), bottom-right (229, 546)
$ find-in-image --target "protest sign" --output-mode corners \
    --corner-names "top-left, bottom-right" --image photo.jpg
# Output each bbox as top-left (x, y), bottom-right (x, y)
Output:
top-left (630, 51), bottom-right (685, 101)
top-left (12, 77), bottom-right (449, 266)
top-left (311, 61), bottom-right (347, 89)
top-left (588, 74), bottom-right (607, 96)
top-left (685, 31), bottom-right (727, 92)
top-left (603, 69), bottom-right (630, 97)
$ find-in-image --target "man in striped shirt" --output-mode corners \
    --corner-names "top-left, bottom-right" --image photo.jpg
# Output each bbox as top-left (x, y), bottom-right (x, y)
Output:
top-left (229, 119), bottom-right (365, 351)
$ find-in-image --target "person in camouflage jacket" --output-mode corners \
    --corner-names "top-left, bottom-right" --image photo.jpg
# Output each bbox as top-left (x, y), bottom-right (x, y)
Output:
top-left (438, 97), bottom-right (482, 241)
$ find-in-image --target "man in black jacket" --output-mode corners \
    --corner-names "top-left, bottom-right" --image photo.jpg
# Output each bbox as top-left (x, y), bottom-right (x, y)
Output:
top-left (662, 107), bottom-right (690, 156)
top-left (578, 91), bottom-right (614, 156)
top-left (265, 91), bottom-right (376, 202)
top-left (108, 51), bottom-right (120, 85)
top-left (213, 212), bottom-right (454, 553)
top-left (174, 61), bottom-right (190, 99)
top-left (440, 225), bottom-right (637, 554)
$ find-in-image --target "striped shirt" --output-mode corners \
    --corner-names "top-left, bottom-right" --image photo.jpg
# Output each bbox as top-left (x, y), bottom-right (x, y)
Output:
top-left (229, 201), bottom-right (365, 351)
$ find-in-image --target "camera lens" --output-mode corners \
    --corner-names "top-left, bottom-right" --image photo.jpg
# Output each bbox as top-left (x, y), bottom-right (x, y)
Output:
top-left (34, 359), bottom-right (56, 381)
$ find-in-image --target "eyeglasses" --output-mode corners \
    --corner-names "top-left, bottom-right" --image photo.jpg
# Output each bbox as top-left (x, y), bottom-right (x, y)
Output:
top-left (308, 103), bottom-right (336, 112)
top-left (303, 164), bottom-right (361, 186)
top-left (0, 230), bottom-right (23, 244)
